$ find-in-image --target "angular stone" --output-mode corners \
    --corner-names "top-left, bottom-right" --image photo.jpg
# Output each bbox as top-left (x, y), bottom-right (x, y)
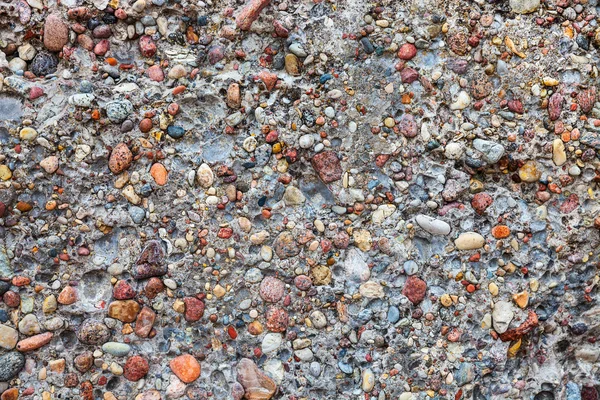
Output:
top-left (132, 241), bottom-right (167, 279)
top-left (359, 281), bottom-right (385, 298)
top-left (183, 297), bottom-right (205, 322)
top-left (57, 286), bottom-right (77, 305)
top-left (123, 355), bottom-right (149, 381)
top-left (108, 300), bottom-right (141, 323)
top-left (236, 358), bottom-right (277, 400)
top-left (273, 231), bottom-right (300, 259)
top-left (402, 276), bottom-right (427, 305)
top-left (473, 139), bottom-right (505, 164)
top-left (492, 301), bottom-right (514, 334)
top-left (135, 306), bottom-right (156, 338)
top-left (311, 151), bottom-right (342, 183)
top-left (236, 0), bottom-right (271, 31)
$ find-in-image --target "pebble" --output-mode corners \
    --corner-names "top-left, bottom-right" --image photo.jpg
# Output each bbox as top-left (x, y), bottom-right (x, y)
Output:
top-left (492, 301), bottom-right (514, 334)
top-left (415, 215), bottom-right (451, 235)
top-left (236, 358), bottom-right (277, 400)
top-left (169, 354), bottom-right (201, 383)
top-left (77, 319), bottom-right (110, 345)
top-left (102, 342), bottom-right (132, 357)
top-left (450, 91), bottom-right (471, 110)
top-left (510, 0), bottom-right (540, 13)
top-left (454, 232), bottom-right (485, 250)
top-left (106, 100), bottom-right (133, 123)
top-left (0, 352), bottom-right (25, 381)
top-left (43, 14), bottom-right (68, 52)
top-left (0, 325), bottom-right (18, 350)
top-left (16, 332), bottom-right (53, 351)
top-left (519, 161), bottom-right (542, 183)
top-left (39, 156), bottom-right (59, 174)
top-left (196, 163), bottom-right (214, 188)
top-left (123, 356), bottom-right (149, 381)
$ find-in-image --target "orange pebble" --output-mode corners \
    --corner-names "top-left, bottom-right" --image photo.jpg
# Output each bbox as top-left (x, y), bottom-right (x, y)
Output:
top-left (106, 57), bottom-right (118, 66)
top-left (172, 85), bottom-right (186, 95)
top-left (570, 129), bottom-right (580, 140)
top-left (561, 132), bottom-right (570, 142)
top-left (12, 276), bottom-right (31, 286)
top-left (58, 285), bottom-right (77, 305)
top-left (169, 354), bottom-right (201, 383)
top-left (150, 163), bottom-right (168, 186)
top-left (91, 109), bottom-right (100, 120)
top-left (466, 284), bottom-right (476, 293)
top-left (17, 332), bottom-right (53, 352)
top-left (491, 225), bottom-right (510, 239)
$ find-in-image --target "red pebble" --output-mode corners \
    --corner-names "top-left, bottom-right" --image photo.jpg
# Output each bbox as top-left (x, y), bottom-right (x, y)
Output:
top-left (227, 325), bottom-right (238, 339)
top-left (397, 43), bottom-right (417, 60)
top-left (123, 356), bottom-right (149, 381)
top-left (113, 280), bottom-right (136, 300)
top-left (29, 87), bottom-right (44, 100)
top-left (184, 297), bottom-right (205, 322)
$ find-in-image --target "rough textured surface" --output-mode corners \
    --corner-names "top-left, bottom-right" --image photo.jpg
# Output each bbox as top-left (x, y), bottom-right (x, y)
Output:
top-left (1, 0), bottom-right (600, 398)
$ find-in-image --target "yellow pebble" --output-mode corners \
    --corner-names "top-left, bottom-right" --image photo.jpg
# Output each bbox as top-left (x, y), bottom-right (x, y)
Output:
top-left (529, 279), bottom-right (539, 292)
top-left (488, 282), bottom-right (499, 296)
top-left (384, 117), bottom-right (395, 128)
top-left (440, 294), bottom-right (452, 307)
top-left (507, 338), bottom-right (522, 358)
top-left (512, 291), bottom-right (529, 308)
top-left (19, 127), bottom-right (38, 141)
top-left (542, 77), bottom-right (560, 86)
top-left (0, 165), bottom-right (12, 181)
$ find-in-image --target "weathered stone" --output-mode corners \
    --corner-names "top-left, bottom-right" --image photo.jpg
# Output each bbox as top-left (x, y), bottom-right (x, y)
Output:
top-left (236, 358), bottom-right (277, 400)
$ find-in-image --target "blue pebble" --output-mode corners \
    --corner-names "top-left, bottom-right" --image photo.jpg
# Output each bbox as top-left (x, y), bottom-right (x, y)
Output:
top-left (566, 382), bottom-right (580, 400)
top-left (80, 80), bottom-right (94, 93)
top-left (197, 15), bottom-right (208, 26)
top-left (403, 260), bottom-right (419, 276)
top-left (455, 362), bottom-right (474, 386)
top-left (167, 125), bottom-right (185, 139)
top-left (338, 361), bottom-right (353, 374)
top-left (129, 206), bottom-right (145, 224)
top-left (319, 74), bottom-right (333, 84)
top-left (387, 306), bottom-right (400, 323)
